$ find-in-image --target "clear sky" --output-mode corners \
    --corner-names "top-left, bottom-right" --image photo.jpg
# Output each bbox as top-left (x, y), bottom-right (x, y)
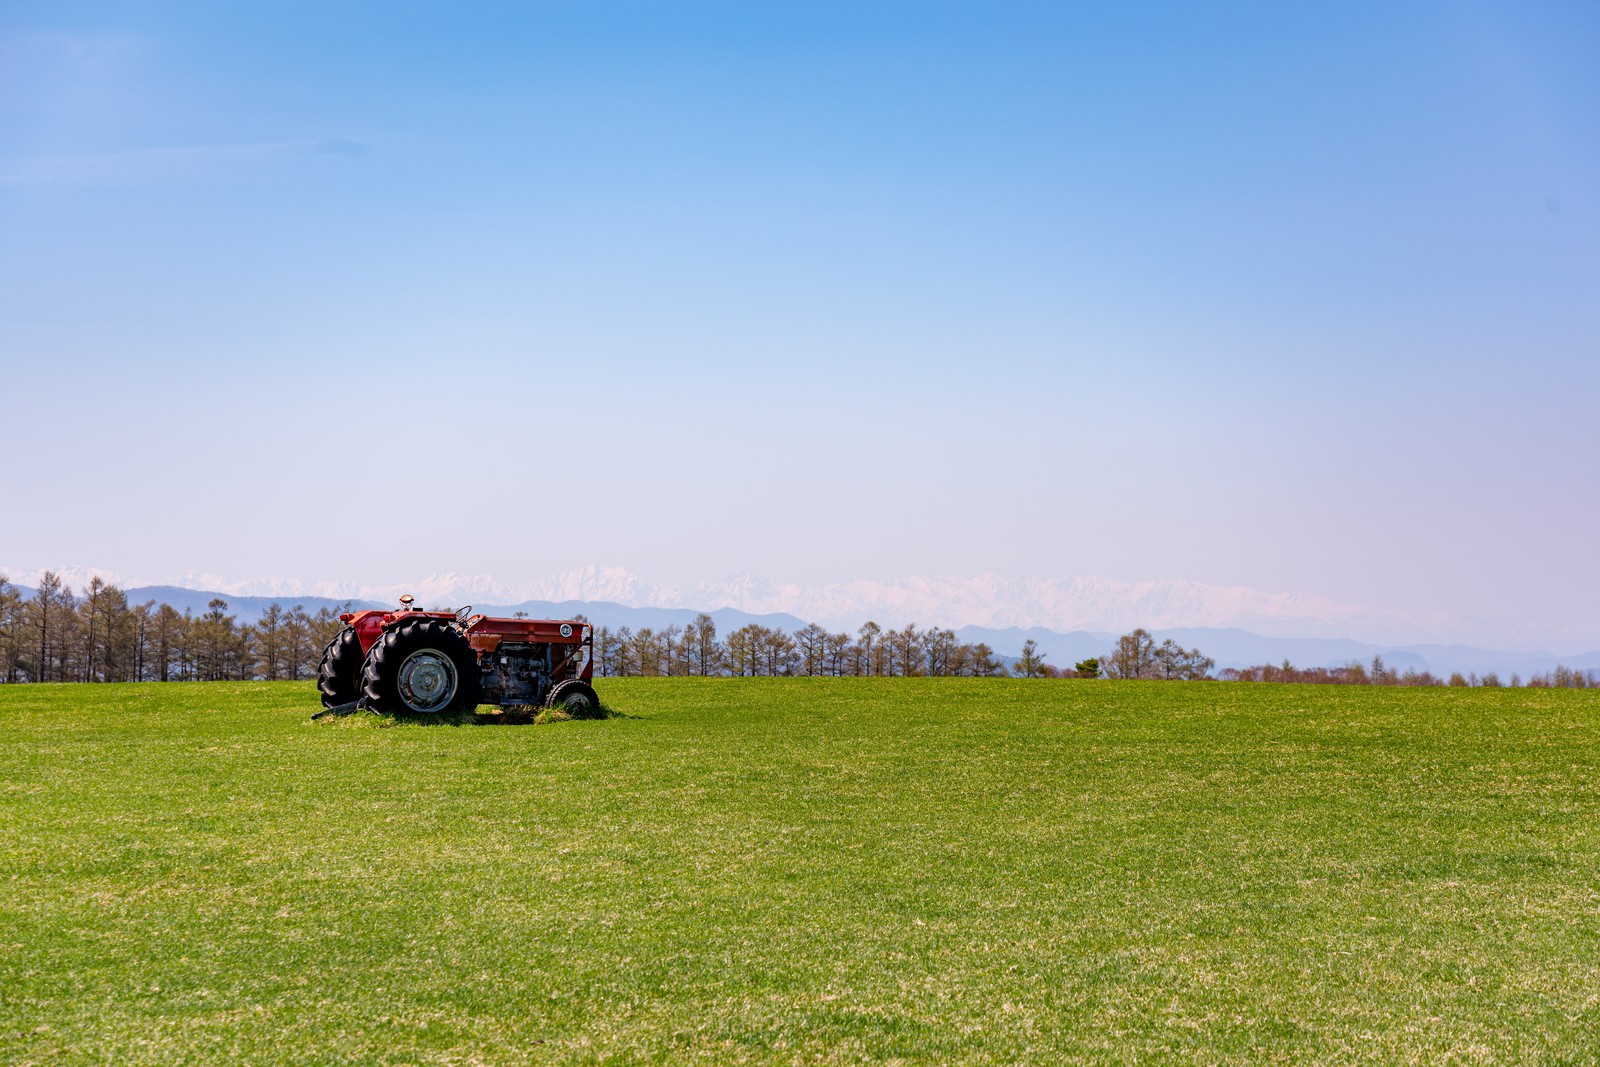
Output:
top-left (3, 2), bottom-right (1597, 643)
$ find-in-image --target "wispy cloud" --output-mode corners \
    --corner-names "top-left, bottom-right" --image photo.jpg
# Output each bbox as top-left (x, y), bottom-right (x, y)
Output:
top-left (0, 138), bottom-right (372, 186)
top-left (0, 27), bottom-right (142, 62)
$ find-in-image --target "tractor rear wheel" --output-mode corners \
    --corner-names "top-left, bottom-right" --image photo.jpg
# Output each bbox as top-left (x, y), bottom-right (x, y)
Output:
top-left (361, 619), bottom-right (481, 715)
top-left (545, 679), bottom-right (602, 719)
top-left (316, 627), bottom-right (365, 708)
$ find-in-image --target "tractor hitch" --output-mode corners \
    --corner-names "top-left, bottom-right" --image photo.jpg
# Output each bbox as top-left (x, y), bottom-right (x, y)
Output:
top-left (311, 699), bottom-right (366, 720)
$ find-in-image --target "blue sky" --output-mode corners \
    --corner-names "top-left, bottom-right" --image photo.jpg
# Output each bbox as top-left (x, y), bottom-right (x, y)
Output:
top-left (3, 2), bottom-right (1597, 642)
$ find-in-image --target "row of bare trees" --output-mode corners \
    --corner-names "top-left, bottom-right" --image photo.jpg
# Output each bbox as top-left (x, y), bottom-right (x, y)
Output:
top-left (1220, 656), bottom-right (1595, 688)
top-left (592, 621), bottom-right (1218, 680)
top-left (0, 573), bottom-right (347, 684)
top-left (1092, 628), bottom-right (1215, 680)
top-left (592, 617), bottom-right (1011, 678)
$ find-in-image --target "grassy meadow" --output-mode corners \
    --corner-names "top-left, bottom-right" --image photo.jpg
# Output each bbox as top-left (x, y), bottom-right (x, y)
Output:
top-left (2, 677), bottom-right (1598, 1064)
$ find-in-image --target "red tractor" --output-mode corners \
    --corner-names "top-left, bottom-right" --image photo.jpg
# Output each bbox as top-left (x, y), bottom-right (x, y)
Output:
top-left (315, 596), bottom-right (599, 717)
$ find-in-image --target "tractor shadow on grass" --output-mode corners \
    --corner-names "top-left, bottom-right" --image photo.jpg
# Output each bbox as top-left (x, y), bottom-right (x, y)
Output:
top-left (466, 704), bottom-right (622, 726)
top-left (346, 703), bottom-right (626, 727)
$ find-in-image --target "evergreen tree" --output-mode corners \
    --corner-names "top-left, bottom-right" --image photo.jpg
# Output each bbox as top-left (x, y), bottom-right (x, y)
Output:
top-left (1014, 639), bottom-right (1050, 679)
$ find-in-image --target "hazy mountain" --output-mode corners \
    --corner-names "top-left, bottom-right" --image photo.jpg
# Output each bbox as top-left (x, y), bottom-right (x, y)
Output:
top-left (190, 566), bottom-right (1469, 645)
top-left (122, 586), bottom-right (383, 620)
top-left (469, 601), bottom-right (812, 637)
top-left (7, 566), bottom-right (1596, 676)
top-left (128, 587), bottom-right (810, 641)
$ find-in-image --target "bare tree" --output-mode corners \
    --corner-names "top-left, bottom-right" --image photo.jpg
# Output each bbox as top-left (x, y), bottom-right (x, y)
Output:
top-left (923, 628), bottom-right (957, 676)
top-left (1104, 628), bottom-right (1158, 679)
top-left (725, 624), bottom-right (760, 676)
top-left (627, 627), bottom-right (661, 676)
top-left (888, 624), bottom-right (923, 677)
top-left (966, 642), bottom-right (1004, 677)
top-left (256, 603), bottom-right (288, 681)
top-left (856, 621), bottom-right (883, 676)
top-left (823, 631), bottom-right (853, 676)
top-left (28, 571), bottom-right (73, 683)
top-left (148, 604), bottom-right (186, 682)
top-left (0, 577), bottom-right (23, 682)
top-left (1155, 639), bottom-right (1214, 681)
top-left (660, 624), bottom-right (684, 676)
top-left (794, 623), bottom-right (828, 676)
top-left (758, 626), bottom-right (799, 676)
top-left (685, 613), bottom-right (724, 676)
top-left (670, 624), bottom-right (696, 676)
top-left (593, 626), bottom-right (624, 677)
top-left (281, 606), bottom-right (320, 681)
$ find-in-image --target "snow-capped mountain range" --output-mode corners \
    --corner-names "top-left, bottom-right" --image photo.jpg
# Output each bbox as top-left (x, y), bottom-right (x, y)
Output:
top-left (0, 562), bottom-right (1544, 649)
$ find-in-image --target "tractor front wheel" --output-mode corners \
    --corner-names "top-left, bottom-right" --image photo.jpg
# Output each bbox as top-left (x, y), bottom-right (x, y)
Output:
top-left (361, 620), bottom-right (481, 715)
top-left (316, 627), bottom-right (365, 708)
top-left (545, 679), bottom-right (602, 719)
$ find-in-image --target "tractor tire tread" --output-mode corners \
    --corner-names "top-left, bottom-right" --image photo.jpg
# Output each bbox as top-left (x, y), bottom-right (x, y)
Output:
top-left (316, 628), bottom-right (365, 709)
top-left (360, 619), bottom-right (481, 715)
top-left (545, 679), bottom-right (602, 718)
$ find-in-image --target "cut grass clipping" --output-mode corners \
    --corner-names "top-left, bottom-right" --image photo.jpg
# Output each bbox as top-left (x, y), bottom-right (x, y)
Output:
top-left (3, 678), bottom-right (1597, 1064)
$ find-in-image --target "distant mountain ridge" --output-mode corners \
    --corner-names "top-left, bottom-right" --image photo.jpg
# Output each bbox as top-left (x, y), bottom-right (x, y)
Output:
top-left (77, 586), bottom-right (1600, 681)
top-left (6, 566), bottom-right (1596, 675)
top-left (116, 586), bottom-right (813, 645)
top-left (5, 564), bottom-right (1495, 644)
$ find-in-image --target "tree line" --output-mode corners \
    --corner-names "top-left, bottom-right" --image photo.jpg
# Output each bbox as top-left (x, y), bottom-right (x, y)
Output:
top-left (588, 622), bottom-right (1215, 680)
top-left (590, 617), bottom-right (1012, 677)
top-left (1220, 657), bottom-right (1595, 689)
top-left (0, 575), bottom-right (1275, 686)
top-left (4, 573), bottom-right (1589, 688)
top-left (0, 573), bottom-right (348, 684)
top-left (594, 620), bottom-right (1592, 688)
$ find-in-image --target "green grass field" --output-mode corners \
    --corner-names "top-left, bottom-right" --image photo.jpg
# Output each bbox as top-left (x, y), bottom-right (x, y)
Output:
top-left (3, 679), bottom-right (1598, 1064)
